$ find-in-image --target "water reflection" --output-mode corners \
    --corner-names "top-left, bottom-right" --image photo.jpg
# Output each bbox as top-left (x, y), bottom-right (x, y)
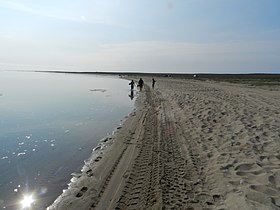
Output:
top-left (20, 194), bottom-right (35, 209)
top-left (128, 90), bottom-right (135, 100)
top-left (0, 71), bottom-right (135, 209)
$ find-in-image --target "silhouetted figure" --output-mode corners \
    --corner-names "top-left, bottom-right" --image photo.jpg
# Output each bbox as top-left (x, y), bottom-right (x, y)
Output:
top-left (129, 80), bottom-right (135, 90)
top-left (128, 90), bottom-right (134, 100)
top-left (138, 78), bottom-right (144, 91)
top-left (152, 78), bottom-right (156, 89)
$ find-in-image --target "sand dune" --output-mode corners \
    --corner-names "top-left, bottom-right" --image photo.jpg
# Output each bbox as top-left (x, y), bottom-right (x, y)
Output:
top-left (48, 77), bottom-right (280, 210)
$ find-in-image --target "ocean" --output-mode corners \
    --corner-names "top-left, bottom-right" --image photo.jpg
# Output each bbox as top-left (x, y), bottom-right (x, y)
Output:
top-left (0, 71), bottom-right (135, 209)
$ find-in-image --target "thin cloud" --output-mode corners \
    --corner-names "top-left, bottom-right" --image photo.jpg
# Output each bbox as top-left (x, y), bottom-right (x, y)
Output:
top-left (56, 40), bottom-right (280, 73)
top-left (1, 37), bottom-right (279, 72)
top-left (0, 0), bottom-right (91, 23)
top-left (0, 0), bottom-right (127, 26)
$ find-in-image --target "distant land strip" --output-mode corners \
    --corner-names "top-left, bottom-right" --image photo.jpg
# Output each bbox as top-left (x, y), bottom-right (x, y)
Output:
top-left (35, 70), bottom-right (280, 84)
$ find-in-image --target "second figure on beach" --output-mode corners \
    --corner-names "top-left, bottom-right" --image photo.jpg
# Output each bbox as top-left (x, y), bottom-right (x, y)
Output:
top-left (138, 78), bottom-right (144, 91)
top-left (152, 78), bottom-right (156, 89)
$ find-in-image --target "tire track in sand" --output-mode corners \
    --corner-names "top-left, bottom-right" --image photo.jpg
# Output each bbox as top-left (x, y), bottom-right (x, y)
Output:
top-left (116, 86), bottom-right (161, 209)
top-left (116, 86), bottom-right (216, 210)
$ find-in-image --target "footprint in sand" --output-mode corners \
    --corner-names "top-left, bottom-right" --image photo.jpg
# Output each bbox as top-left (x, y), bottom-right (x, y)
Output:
top-left (76, 186), bottom-right (88, 198)
top-left (235, 162), bottom-right (265, 177)
top-left (268, 170), bottom-right (280, 188)
top-left (235, 162), bottom-right (280, 208)
top-left (249, 185), bottom-right (278, 196)
top-left (86, 169), bottom-right (94, 177)
top-left (246, 184), bottom-right (280, 208)
top-left (246, 189), bottom-right (274, 207)
top-left (235, 163), bottom-right (255, 171)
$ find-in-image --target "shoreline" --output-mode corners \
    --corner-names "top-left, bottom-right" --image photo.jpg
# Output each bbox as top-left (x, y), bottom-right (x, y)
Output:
top-left (47, 81), bottom-right (147, 209)
top-left (48, 77), bottom-right (280, 210)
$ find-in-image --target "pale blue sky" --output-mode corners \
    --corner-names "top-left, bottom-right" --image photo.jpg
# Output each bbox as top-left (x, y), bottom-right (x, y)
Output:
top-left (0, 0), bottom-right (280, 73)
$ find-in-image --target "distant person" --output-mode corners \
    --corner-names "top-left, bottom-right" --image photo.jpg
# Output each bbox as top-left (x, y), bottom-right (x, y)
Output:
top-left (138, 78), bottom-right (144, 91)
top-left (129, 80), bottom-right (135, 90)
top-left (152, 78), bottom-right (156, 89)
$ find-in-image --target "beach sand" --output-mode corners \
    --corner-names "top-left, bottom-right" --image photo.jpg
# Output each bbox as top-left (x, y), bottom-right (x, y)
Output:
top-left (48, 77), bottom-right (280, 210)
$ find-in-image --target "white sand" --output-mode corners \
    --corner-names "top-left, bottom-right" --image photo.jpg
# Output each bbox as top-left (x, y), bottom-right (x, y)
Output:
top-left (48, 77), bottom-right (280, 210)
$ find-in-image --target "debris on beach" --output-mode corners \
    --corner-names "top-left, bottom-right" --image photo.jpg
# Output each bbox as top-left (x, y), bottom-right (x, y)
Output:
top-left (89, 89), bottom-right (107, 92)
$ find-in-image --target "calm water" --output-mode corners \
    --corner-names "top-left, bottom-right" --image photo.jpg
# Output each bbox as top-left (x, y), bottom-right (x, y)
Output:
top-left (0, 71), bottom-right (135, 209)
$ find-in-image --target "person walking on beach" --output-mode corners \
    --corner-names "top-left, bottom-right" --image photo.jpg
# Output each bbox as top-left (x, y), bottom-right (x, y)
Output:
top-left (129, 80), bottom-right (135, 90)
top-left (152, 78), bottom-right (156, 89)
top-left (138, 78), bottom-right (144, 91)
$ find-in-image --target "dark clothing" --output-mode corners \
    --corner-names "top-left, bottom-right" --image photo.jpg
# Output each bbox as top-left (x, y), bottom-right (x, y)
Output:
top-left (138, 78), bottom-right (144, 91)
top-left (152, 78), bottom-right (156, 88)
top-left (129, 80), bottom-right (135, 90)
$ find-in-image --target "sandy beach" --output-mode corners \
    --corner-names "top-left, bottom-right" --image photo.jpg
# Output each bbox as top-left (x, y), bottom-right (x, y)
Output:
top-left (48, 76), bottom-right (280, 210)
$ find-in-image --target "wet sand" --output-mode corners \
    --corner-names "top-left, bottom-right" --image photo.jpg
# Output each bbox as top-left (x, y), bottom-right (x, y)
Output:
top-left (48, 76), bottom-right (280, 210)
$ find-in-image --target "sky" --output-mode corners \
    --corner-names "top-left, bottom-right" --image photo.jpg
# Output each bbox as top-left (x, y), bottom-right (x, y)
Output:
top-left (0, 0), bottom-right (280, 73)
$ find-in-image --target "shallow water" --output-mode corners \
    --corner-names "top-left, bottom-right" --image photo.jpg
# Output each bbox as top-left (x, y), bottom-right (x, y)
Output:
top-left (0, 71), bottom-right (135, 209)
